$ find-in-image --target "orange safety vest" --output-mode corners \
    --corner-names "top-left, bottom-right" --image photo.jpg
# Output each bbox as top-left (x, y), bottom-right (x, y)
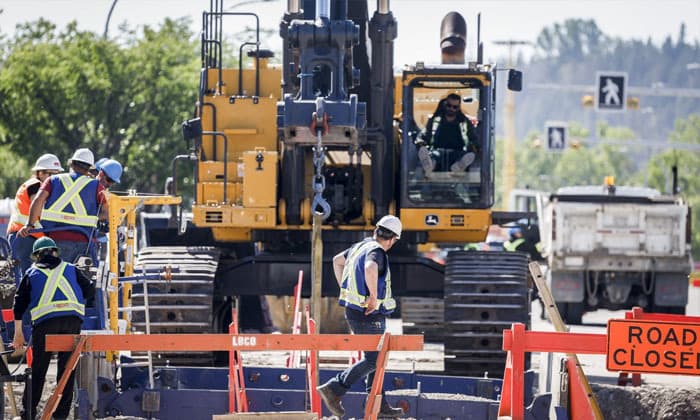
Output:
top-left (7, 178), bottom-right (44, 238)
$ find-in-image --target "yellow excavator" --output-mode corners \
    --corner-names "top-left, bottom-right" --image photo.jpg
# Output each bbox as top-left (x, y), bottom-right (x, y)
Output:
top-left (139, 0), bottom-right (529, 376)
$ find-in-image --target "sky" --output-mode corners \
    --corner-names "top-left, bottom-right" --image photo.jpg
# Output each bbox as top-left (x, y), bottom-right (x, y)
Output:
top-left (0, 0), bottom-right (699, 66)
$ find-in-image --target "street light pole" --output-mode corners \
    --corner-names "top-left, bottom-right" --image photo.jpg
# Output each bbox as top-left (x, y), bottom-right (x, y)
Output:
top-left (493, 39), bottom-right (529, 210)
top-left (103, 0), bottom-right (119, 39)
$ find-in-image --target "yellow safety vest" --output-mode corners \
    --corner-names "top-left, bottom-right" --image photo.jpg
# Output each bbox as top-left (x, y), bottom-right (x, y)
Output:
top-left (339, 239), bottom-right (396, 314)
top-left (427, 116), bottom-right (470, 150)
top-left (30, 261), bottom-right (85, 322)
top-left (41, 174), bottom-right (99, 227)
top-left (504, 238), bottom-right (525, 252)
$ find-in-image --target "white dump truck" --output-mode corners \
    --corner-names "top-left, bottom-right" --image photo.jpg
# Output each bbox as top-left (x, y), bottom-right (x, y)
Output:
top-left (537, 179), bottom-right (692, 324)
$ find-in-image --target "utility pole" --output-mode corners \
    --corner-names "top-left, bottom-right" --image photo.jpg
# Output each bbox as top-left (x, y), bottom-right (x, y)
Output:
top-left (494, 40), bottom-right (529, 210)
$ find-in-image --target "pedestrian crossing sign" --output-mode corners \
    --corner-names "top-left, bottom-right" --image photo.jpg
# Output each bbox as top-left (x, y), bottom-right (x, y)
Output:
top-left (545, 122), bottom-right (568, 151)
top-left (596, 71), bottom-right (627, 111)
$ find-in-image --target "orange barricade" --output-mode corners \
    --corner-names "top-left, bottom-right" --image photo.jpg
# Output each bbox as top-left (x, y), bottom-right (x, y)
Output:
top-left (229, 308), bottom-right (248, 413)
top-left (46, 331), bottom-right (423, 420)
top-left (616, 306), bottom-right (700, 385)
top-left (499, 323), bottom-right (606, 420)
top-left (305, 306), bottom-right (321, 417)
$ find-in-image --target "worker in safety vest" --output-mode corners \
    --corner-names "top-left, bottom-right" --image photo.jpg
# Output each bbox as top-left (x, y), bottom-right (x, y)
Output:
top-left (7, 154), bottom-right (64, 276)
top-left (95, 158), bottom-right (123, 188)
top-left (416, 92), bottom-right (479, 176)
top-left (12, 237), bottom-right (94, 420)
top-left (316, 215), bottom-right (404, 419)
top-left (504, 226), bottom-right (543, 261)
top-left (505, 226), bottom-right (546, 319)
top-left (90, 157), bottom-right (123, 188)
top-left (17, 148), bottom-right (108, 264)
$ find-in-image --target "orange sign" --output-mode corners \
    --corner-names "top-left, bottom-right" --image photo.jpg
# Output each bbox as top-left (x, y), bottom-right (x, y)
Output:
top-left (607, 319), bottom-right (700, 375)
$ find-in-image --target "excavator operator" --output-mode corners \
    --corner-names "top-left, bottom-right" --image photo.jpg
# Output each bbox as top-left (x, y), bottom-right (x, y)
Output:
top-left (416, 93), bottom-right (479, 177)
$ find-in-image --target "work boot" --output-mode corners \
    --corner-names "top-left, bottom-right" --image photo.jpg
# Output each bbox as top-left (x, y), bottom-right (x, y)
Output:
top-left (317, 382), bottom-right (345, 417)
top-left (450, 152), bottom-right (475, 172)
top-left (378, 401), bottom-right (405, 419)
top-left (418, 146), bottom-right (435, 175)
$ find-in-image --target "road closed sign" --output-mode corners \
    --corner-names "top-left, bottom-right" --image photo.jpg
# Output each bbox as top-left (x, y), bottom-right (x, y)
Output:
top-left (607, 319), bottom-right (700, 375)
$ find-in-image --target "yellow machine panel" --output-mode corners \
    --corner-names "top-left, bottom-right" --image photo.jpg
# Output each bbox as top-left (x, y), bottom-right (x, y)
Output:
top-left (196, 182), bottom-right (242, 206)
top-left (198, 161), bottom-right (241, 183)
top-left (205, 62), bottom-right (282, 98)
top-left (242, 150), bottom-right (278, 208)
top-left (199, 96), bottom-right (278, 163)
top-left (400, 208), bottom-right (492, 243)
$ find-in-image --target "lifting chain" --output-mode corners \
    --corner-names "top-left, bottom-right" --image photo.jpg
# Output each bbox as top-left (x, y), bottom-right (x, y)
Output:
top-left (311, 116), bottom-right (331, 220)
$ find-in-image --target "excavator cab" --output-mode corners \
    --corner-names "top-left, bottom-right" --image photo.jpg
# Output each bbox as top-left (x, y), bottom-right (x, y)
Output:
top-left (401, 72), bottom-right (494, 209)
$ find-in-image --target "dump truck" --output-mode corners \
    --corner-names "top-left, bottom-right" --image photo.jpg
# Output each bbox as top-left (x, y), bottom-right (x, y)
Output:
top-left (538, 176), bottom-right (692, 324)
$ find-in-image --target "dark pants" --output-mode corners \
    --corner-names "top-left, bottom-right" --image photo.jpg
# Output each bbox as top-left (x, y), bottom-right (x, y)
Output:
top-left (8, 233), bottom-right (36, 281)
top-left (23, 316), bottom-right (82, 419)
top-left (325, 307), bottom-right (387, 396)
top-left (54, 240), bottom-right (91, 265)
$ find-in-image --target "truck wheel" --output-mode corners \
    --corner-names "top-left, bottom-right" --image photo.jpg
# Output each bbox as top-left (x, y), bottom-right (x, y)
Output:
top-left (556, 302), bottom-right (584, 325)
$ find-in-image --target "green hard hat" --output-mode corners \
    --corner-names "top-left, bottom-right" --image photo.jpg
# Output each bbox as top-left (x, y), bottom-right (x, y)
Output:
top-left (32, 237), bottom-right (58, 254)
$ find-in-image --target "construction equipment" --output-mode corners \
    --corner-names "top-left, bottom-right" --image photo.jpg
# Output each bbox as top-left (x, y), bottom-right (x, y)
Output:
top-left (138, 0), bottom-right (529, 378)
top-left (536, 175), bottom-right (692, 324)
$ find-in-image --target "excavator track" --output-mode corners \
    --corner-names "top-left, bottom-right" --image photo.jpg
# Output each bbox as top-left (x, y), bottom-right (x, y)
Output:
top-left (443, 251), bottom-right (530, 377)
top-left (130, 246), bottom-right (220, 365)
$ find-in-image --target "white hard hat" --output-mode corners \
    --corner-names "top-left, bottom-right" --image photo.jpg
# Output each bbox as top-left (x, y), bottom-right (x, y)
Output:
top-left (376, 215), bottom-right (402, 239)
top-left (70, 148), bottom-right (95, 166)
top-left (31, 154), bottom-right (64, 172)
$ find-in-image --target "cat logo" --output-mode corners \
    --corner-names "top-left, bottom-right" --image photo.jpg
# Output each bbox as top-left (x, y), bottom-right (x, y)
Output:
top-left (425, 215), bottom-right (439, 226)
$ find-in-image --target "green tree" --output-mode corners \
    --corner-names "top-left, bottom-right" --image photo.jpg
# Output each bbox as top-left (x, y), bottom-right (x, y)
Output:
top-left (509, 121), bottom-right (637, 196)
top-left (0, 18), bottom-right (199, 196)
top-left (646, 114), bottom-right (700, 259)
top-left (0, 144), bottom-right (29, 197)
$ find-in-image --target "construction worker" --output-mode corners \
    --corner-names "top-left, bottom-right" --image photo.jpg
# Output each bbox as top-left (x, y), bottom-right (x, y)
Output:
top-left (316, 215), bottom-right (404, 419)
top-left (88, 157), bottom-right (107, 178)
top-left (6, 154), bottom-right (64, 276)
top-left (504, 226), bottom-right (543, 261)
top-left (505, 226), bottom-right (546, 319)
top-left (416, 92), bottom-right (479, 176)
top-left (95, 158), bottom-right (122, 188)
top-left (17, 148), bottom-right (107, 264)
top-left (12, 237), bottom-right (94, 420)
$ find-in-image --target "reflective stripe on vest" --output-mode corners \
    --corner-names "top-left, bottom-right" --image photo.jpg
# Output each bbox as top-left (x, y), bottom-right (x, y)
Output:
top-left (41, 174), bottom-right (98, 227)
top-left (7, 179), bottom-right (44, 236)
top-left (504, 238), bottom-right (525, 252)
top-left (339, 240), bottom-right (396, 312)
top-left (30, 261), bottom-right (85, 321)
top-left (429, 116), bottom-right (470, 150)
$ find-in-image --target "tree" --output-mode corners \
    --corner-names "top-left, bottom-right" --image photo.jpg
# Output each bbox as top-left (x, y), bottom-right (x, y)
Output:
top-left (646, 114), bottom-right (700, 259)
top-left (0, 144), bottom-right (29, 197)
top-left (0, 18), bottom-right (199, 196)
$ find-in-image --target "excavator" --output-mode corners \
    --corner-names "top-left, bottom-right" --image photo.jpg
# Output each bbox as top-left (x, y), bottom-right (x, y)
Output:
top-left (137, 0), bottom-right (530, 377)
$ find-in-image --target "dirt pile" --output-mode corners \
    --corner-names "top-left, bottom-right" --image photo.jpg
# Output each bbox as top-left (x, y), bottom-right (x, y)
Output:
top-left (593, 383), bottom-right (700, 420)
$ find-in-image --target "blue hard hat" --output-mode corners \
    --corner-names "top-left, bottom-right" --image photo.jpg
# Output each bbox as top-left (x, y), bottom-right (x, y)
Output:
top-left (94, 157), bottom-right (109, 171)
top-left (101, 159), bottom-right (122, 183)
top-left (509, 227), bottom-right (522, 238)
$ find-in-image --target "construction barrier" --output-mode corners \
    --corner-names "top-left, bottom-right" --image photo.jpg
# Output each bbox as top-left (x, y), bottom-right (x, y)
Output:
top-left (498, 323), bottom-right (606, 420)
top-left (499, 306), bottom-right (700, 420)
top-left (45, 332), bottom-right (423, 420)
